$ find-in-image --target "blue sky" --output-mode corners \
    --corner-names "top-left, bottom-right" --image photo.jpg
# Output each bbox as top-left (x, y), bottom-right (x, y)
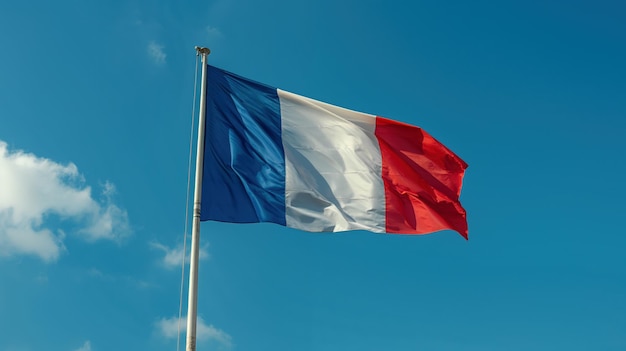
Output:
top-left (1, 0), bottom-right (625, 350)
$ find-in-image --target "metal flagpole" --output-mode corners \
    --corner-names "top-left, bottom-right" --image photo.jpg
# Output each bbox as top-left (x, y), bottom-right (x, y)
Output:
top-left (186, 46), bottom-right (210, 351)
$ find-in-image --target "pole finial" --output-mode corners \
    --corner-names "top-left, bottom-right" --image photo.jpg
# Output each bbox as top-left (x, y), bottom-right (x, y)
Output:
top-left (195, 46), bottom-right (211, 56)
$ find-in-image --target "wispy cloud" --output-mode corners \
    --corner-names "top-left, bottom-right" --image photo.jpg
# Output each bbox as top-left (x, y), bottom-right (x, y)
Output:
top-left (35, 275), bottom-right (48, 284)
top-left (80, 182), bottom-right (130, 242)
top-left (87, 267), bottom-right (154, 289)
top-left (74, 340), bottom-right (91, 351)
top-left (150, 241), bottom-right (209, 269)
top-left (206, 26), bottom-right (222, 38)
top-left (147, 41), bottom-right (166, 65)
top-left (0, 141), bottom-right (131, 262)
top-left (157, 316), bottom-right (232, 348)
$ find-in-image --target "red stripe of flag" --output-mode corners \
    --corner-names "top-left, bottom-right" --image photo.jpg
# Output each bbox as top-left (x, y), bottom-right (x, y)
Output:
top-left (375, 116), bottom-right (469, 238)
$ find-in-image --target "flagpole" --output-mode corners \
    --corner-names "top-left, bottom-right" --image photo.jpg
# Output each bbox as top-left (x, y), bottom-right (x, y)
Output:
top-left (186, 46), bottom-right (210, 351)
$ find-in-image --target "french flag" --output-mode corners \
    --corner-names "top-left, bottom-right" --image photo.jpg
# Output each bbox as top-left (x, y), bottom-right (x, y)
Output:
top-left (201, 65), bottom-right (468, 238)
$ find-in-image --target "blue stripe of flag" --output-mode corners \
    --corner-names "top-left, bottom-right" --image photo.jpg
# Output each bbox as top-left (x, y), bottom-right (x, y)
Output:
top-left (201, 65), bottom-right (286, 225)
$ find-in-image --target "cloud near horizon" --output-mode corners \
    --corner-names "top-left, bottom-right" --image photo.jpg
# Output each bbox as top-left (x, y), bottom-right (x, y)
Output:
top-left (73, 340), bottom-right (91, 351)
top-left (0, 141), bottom-right (131, 262)
top-left (157, 315), bottom-right (232, 349)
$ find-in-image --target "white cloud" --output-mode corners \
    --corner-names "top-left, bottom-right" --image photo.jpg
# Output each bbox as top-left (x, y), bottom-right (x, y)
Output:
top-left (150, 241), bottom-right (209, 269)
top-left (157, 316), bottom-right (232, 348)
top-left (74, 340), bottom-right (91, 351)
top-left (147, 41), bottom-right (166, 65)
top-left (80, 198), bottom-right (130, 241)
top-left (0, 141), bottom-right (131, 262)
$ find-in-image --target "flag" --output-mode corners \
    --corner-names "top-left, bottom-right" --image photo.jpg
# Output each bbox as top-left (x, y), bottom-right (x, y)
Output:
top-left (201, 65), bottom-right (468, 238)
